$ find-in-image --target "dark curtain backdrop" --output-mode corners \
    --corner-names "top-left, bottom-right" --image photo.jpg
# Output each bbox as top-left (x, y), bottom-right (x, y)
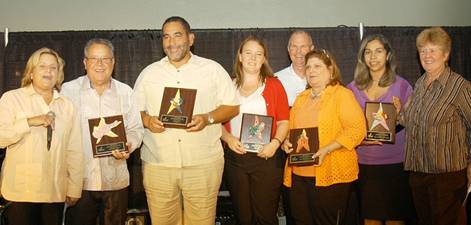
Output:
top-left (365, 27), bottom-right (471, 85)
top-left (2, 27), bottom-right (470, 94)
top-left (0, 27), bottom-right (470, 211)
top-left (0, 32), bottom-right (4, 95)
top-left (0, 32), bottom-right (4, 166)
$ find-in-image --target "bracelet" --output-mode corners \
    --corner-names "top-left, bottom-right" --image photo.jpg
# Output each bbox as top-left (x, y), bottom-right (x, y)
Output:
top-left (272, 137), bottom-right (283, 146)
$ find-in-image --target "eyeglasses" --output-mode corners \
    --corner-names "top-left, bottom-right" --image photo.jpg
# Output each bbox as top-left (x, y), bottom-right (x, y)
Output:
top-left (418, 48), bottom-right (442, 56)
top-left (86, 57), bottom-right (114, 64)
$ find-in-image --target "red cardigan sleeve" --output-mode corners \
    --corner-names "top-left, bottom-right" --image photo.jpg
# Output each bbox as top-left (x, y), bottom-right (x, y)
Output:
top-left (262, 77), bottom-right (290, 137)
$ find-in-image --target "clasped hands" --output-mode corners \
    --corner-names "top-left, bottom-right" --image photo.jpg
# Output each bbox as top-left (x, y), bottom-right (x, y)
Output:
top-left (225, 135), bottom-right (278, 160)
top-left (281, 139), bottom-right (329, 166)
top-left (144, 113), bottom-right (210, 133)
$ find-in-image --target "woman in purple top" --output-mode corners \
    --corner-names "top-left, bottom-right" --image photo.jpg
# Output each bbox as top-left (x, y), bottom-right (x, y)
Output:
top-left (347, 34), bottom-right (415, 225)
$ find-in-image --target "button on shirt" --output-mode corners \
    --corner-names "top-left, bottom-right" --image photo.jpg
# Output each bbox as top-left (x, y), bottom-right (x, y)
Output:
top-left (0, 85), bottom-right (83, 202)
top-left (133, 54), bottom-right (239, 167)
top-left (403, 68), bottom-right (471, 173)
top-left (275, 65), bottom-right (307, 107)
top-left (61, 76), bottom-right (144, 191)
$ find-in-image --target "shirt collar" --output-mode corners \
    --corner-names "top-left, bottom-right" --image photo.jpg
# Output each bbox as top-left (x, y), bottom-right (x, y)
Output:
top-left (80, 75), bottom-right (116, 92)
top-left (162, 52), bottom-right (195, 69)
top-left (434, 67), bottom-right (451, 87)
top-left (289, 64), bottom-right (305, 78)
top-left (24, 84), bottom-right (61, 101)
top-left (24, 84), bottom-right (37, 96)
top-left (299, 84), bottom-right (339, 103)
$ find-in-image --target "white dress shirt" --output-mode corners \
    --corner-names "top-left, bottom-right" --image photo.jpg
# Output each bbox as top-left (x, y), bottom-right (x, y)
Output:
top-left (133, 54), bottom-right (239, 167)
top-left (275, 64), bottom-right (307, 107)
top-left (61, 76), bottom-right (144, 191)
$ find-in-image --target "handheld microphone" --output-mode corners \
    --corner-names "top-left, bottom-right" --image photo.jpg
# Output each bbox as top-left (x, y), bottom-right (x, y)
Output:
top-left (47, 111), bottom-right (55, 151)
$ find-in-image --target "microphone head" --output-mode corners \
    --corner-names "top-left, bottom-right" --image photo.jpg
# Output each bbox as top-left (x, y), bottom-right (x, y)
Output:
top-left (47, 111), bottom-right (56, 119)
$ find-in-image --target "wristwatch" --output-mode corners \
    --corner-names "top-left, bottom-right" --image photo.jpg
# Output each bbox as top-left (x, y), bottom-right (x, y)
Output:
top-left (207, 113), bottom-right (215, 124)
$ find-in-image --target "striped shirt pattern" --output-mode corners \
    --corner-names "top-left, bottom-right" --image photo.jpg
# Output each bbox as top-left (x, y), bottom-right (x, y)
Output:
top-left (404, 67), bottom-right (471, 173)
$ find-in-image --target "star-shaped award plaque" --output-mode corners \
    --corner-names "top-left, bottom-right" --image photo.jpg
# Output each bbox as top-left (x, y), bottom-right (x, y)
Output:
top-left (370, 103), bottom-right (390, 131)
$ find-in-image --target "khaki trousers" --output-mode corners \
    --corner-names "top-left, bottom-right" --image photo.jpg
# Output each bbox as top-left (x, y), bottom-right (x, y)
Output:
top-left (143, 158), bottom-right (224, 225)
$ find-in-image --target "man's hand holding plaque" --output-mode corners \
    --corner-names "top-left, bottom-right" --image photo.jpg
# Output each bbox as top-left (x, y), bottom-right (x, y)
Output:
top-left (239, 113), bottom-right (273, 153)
top-left (159, 87), bottom-right (197, 129)
top-left (285, 127), bottom-right (319, 166)
top-left (88, 115), bottom-right (127, 158)
top-left (142, 113), bottom-right (165, 133)
top-left (365, 102), bottom-right (397, 144)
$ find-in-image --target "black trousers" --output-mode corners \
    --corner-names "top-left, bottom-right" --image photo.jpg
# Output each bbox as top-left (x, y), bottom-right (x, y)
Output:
top-left (281, 151), bottom-right (295, 225)
top-left (409, 170), bottom-right (467, 225)
top-left (5, 202), bottom-right (64, 225)
top-left (224, 150), bottom-right (284, 225)
top-left (65, 188), bottom-right (128, 225)
top-left (289, 174), bottom-right (352, 225)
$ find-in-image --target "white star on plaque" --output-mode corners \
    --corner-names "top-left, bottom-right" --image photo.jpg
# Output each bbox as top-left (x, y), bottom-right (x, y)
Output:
top-left (92, 117), bottom-right (122, 144)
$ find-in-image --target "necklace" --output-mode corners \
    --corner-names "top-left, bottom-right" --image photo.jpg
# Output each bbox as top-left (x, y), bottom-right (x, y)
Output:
top-left (310, 89), bottom-right (323, 99)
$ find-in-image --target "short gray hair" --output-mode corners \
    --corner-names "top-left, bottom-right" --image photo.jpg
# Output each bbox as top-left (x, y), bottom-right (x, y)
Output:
top-left (288, 30), bottom-right (314, 48)
top-left (83, 38), bottom-right (115, 58)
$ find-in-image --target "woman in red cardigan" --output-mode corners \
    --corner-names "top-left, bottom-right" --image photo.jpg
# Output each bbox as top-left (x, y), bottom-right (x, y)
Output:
top-left (221, 36), bottom-right (290, 225)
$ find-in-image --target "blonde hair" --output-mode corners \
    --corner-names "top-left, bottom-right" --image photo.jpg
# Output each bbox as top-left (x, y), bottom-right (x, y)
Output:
top-left (233, 36), bottom-right (274, 88)
top-left (305, 49), bottom-right (343, 87)
top-left (416, 27), bottom-right (451, 54)
top-left (21, 47), bottom-right (65, 91)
